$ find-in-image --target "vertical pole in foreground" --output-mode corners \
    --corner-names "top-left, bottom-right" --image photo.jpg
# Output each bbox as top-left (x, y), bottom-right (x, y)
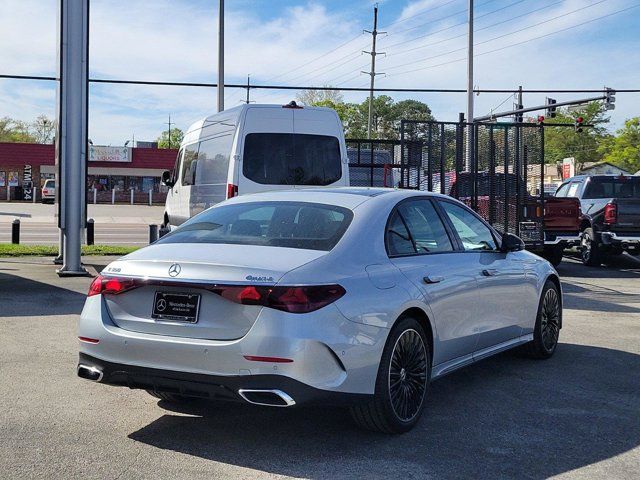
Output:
top-left (217, 0), bottom-right (224, 112)
top-left (57, 0), bottom-right (89, 276)
top-left (364, 4), bottom-right (384, 139)
top-left (465, 0), bottom-right (474, 169)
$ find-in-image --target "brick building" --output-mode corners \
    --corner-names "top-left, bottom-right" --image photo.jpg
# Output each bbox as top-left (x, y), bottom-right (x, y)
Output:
top-left (0, 142), bottom-right (178, 203)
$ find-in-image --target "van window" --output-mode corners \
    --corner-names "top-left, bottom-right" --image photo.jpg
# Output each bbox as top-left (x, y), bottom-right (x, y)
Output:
top-left (181, 143), bottom-right (200, 186)
top-left (243, 133), bottom-right (342, 186)
top-left (196, 133), bottom-right (234, 185)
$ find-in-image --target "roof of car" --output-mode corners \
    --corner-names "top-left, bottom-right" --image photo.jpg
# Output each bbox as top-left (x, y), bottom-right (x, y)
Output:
top-left (223, 187), bottom-right (441, 209)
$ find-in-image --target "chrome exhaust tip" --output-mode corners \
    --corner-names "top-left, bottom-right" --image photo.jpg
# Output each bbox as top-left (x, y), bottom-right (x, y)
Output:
top-left (238, 389), bottom-right (295, 407)
top-left (77, 364), bottom-right (103, 382)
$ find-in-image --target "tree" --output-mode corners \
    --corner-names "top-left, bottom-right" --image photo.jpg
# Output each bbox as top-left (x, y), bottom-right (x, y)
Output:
top-left (599, 117), bottom-right (640, 174)
top-left (296, 88), bottom-right (344, 106)
top-left (543, 102), bottom-right (610, 171)
top-left (156, 127), bottom-right (184, 149)
top-left (31, 115), bottom-right (56, 144)
top-left (0, 117), bottom-right (36, 143)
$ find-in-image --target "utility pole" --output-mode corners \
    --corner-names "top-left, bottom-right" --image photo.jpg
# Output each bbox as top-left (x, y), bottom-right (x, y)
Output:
top-left (166, 115), bottom-right (172, 149)
top-left (466, 0), bottom-right (474, 166)
top-left (363, 4), bottom-right (385, 139)
top-left (217, 0), bottom-right (224, 112)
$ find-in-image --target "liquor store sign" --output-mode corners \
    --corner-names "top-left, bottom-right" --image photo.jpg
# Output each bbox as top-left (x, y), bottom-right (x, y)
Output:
top-left (89, 145), bottom-right (130, 163)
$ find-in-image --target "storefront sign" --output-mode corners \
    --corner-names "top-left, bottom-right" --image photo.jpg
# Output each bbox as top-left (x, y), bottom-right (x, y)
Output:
top-left (23, 164), bottom-right (33, 200)
top-left (89, 145), bottom-right (130, 163)
top-left (8, 171), bottom-right (19, 187)
top-left (562, 157), bottom-right (575, 180)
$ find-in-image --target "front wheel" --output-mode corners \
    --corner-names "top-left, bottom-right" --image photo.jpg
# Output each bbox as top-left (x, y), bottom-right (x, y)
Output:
top-left (350, 316), bottom-right (431, 434)
top-left (522, 280), bottom-right (561, 359)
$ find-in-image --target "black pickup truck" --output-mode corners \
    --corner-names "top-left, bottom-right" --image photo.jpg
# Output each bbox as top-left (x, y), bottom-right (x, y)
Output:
top-left (554, 175), bottom-right (640, 266)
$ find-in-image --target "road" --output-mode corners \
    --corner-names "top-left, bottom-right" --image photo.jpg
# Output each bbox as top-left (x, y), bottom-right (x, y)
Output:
top-left (0, 254), bottom-right (639, 479)
top-left (0, 203), bottom-right (164, 245)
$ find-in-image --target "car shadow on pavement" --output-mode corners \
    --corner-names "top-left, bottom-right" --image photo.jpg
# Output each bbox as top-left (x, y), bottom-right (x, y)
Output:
top-left (561, 281), bottom-right (640, 314)
top-left (128, 343), bottom-right (640, 479)
top-left (0, 271), bottom-right (88, 317)
top-left (557, 254), bottom-right (640, 280)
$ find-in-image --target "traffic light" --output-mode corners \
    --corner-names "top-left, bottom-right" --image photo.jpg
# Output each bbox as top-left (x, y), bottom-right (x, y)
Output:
top-left (537, 115), bottom-right (545, 125)
top-left (546, 98), bottom-right (557, 118)
top-left (605, 88), bottom-right (616, 110)
top-left (574, 116), bottom-right (584, 133)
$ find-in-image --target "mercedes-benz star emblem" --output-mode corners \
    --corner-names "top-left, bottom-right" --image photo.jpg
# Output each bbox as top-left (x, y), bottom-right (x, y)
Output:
top-left (156, 299), bottom-right (167, 312)
top-left (168, 263), bottom-right (181, 277)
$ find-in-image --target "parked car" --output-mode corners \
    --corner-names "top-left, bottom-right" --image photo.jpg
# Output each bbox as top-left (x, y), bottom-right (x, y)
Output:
top-left (554, 175), bottom-right (640, 266)
top-left (160, 102), bottom-right (350, 231)
top-left (448, 172), bottom-right (582, 266)
top-left (41, 178), bottom-right (55, 204)
top-left (77, 188), bottom-right (562, 434)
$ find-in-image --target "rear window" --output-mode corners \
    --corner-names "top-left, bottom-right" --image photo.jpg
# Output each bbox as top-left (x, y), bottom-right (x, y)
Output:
top-left (243, 133), bottom-right (342, 186)
top-left (157, 201), bottom-right (353, 251)
top-left (583, 177), bottom-right (640, 199)
top-left (44, 180), bottom-right (55, 188)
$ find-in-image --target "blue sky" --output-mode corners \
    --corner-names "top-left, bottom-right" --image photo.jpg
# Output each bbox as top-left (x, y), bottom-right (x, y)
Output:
top-left (1, 0), bottom-right (639, 144)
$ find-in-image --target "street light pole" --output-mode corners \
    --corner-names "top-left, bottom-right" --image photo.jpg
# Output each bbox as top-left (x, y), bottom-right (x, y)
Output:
top-left (217, 0), bottom-right (224, 112)
top-left (466, 0), bottom-right (474, 168)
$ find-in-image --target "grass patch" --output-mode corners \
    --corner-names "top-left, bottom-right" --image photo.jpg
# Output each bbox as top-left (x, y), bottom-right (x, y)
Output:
top-left (0, 244), bottom-right (139, 257)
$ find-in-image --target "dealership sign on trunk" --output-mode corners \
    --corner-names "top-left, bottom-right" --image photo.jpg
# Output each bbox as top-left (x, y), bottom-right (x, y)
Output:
top-left (89, 146), bottom-right (131, 163)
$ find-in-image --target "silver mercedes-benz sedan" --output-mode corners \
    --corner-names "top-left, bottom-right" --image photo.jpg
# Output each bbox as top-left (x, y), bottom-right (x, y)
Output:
top-left (77, 188), bottom-right (562, 433)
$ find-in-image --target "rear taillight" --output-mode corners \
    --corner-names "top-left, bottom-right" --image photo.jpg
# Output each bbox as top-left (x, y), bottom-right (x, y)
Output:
top-left (43, 189), bottom-right (48, 195)
top-left (87, 275), bottom-right (140, 296)
top-left (226, 183), bottom-right (238, 199)
top-left (604, 202), bottom-right (617, 224)
top-left (213, 284), bottom-right (346, 313)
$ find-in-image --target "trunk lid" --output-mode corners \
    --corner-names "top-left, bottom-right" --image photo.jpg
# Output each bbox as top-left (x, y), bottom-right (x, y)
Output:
top-left (544, 197), bottom-right (582, 232)
top-left (101, 243), bottom-right (325, 340)
top-left (612, 198), bottom-right (640, 233)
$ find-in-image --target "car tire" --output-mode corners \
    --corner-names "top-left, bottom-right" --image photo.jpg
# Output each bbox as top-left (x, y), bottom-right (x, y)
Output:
top-left (522, 280), bottom-right (561, 359)
top-left (542, 246), bottom-right (564, 267)
top-left (581, 228), bottom-right (602, 266)
top-left (146, 390), bottom-right (193, 403)
top-left (350, 316), bottom-right (431, 434)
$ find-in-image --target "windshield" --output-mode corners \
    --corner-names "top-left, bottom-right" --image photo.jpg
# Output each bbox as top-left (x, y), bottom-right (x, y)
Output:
top-left (243, 133), bottom-right (342, 185)
top-left (157, 201), bottom-right (353, 251)
top-left (583, 177), bottom-right (640, 199)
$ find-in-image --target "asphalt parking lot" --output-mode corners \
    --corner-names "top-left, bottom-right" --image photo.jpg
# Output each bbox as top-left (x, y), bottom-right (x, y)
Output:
top-left (1, 254), bottom-right (639, 479)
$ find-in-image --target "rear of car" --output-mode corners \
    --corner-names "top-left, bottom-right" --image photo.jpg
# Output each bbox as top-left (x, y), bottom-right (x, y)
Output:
top-left (41, 179), bottom-right (55, 204)
top-left (77, 195), bottom-right (380, 407)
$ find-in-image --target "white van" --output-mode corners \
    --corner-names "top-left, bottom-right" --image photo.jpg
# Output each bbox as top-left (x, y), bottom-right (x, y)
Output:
top-left (161, 102), bottom-right (350, 229)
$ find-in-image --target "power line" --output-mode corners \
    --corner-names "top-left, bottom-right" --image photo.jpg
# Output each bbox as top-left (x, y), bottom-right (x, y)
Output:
top-left (385, 1), bottom-right (635, 77)
top-left (2, 74), bottom-right (638, 94)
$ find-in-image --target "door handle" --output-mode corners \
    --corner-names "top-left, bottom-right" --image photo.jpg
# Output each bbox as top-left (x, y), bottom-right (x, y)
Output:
top-left (482, 269), bottom-right (499, 277)
top-left (423, 275), bottom-right (444, 284)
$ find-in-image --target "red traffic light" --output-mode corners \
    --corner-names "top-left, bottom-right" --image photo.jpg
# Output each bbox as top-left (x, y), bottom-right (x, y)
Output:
top-left (537, 115), bottom-right (545, 123)
top-left (576, 116), bottom-right (584, 123)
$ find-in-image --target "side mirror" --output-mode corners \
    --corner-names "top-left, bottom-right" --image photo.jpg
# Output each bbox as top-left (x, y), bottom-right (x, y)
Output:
top-left (501, 232), bottom-right (525, 253)
top-left (161, 170), bottom-right (174, 187)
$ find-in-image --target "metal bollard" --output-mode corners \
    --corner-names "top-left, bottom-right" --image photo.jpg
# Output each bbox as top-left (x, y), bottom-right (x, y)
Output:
top-left (111, 188), bottom-right (115, 205)
top-left (86, 218), bottom-right (95, 246)
top-left (149, 224), bottom-right (158, 244)
top-left (148, 189), bottom-right (152, 206)
top-left (11, 219), bottom-right (20, 244)
top-left (130, 188), bottom-right (134, 205)
top-left (93, 188), bottom-right (97, 204)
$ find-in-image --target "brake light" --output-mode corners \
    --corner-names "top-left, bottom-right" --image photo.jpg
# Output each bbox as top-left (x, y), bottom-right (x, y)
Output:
top-left (87, 275), bottom-right (140, 296)
top-left (213, 284), bottom-right (345, 313)
top-left (226, 183), bottom-right (238, 199)
top-left (43, 189), bottom-right (48, 195)
top-left (604, 202), bottom-right (617, 224)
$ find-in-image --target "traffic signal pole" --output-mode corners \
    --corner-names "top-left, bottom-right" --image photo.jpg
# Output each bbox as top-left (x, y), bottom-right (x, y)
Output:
top-left (56, 0), bottom-right (89, 277)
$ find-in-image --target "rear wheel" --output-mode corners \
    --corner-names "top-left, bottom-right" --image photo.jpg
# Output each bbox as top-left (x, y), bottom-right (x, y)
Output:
top-left (581, 228), bottom-right (602, 266)
top-left (146, 390), bottom-right (193, 403)
top-left (522, 280), bottom-right (561, 359)
top-left (350, 316), bottom-right (430, 434)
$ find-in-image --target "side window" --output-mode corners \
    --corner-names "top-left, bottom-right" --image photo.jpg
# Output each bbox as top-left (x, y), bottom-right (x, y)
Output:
top-left (396, 200), bottom-right (452, 253)
top-left (386, 211), bottom-right (415, 256)
top-left (567, 182), bottom-right (581, 197)
top-left (555, 183), bottom-right (570, 197)
top-left (172, 149), bottom-right (183, 184)
top-left (196, 133), bottom-right (235, 185)
top-left (440, 201), bottom-right (498, 251)
top-left (181, 143), bottom-right (200, 186)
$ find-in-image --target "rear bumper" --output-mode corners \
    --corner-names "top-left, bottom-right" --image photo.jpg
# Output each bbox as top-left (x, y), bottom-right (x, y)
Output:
top-left (543, 233), bottom-right (581, 247)
top-left (78, 352), bottom-right (371, 407)
top-left (600, 232), bottom-right (640, 250)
